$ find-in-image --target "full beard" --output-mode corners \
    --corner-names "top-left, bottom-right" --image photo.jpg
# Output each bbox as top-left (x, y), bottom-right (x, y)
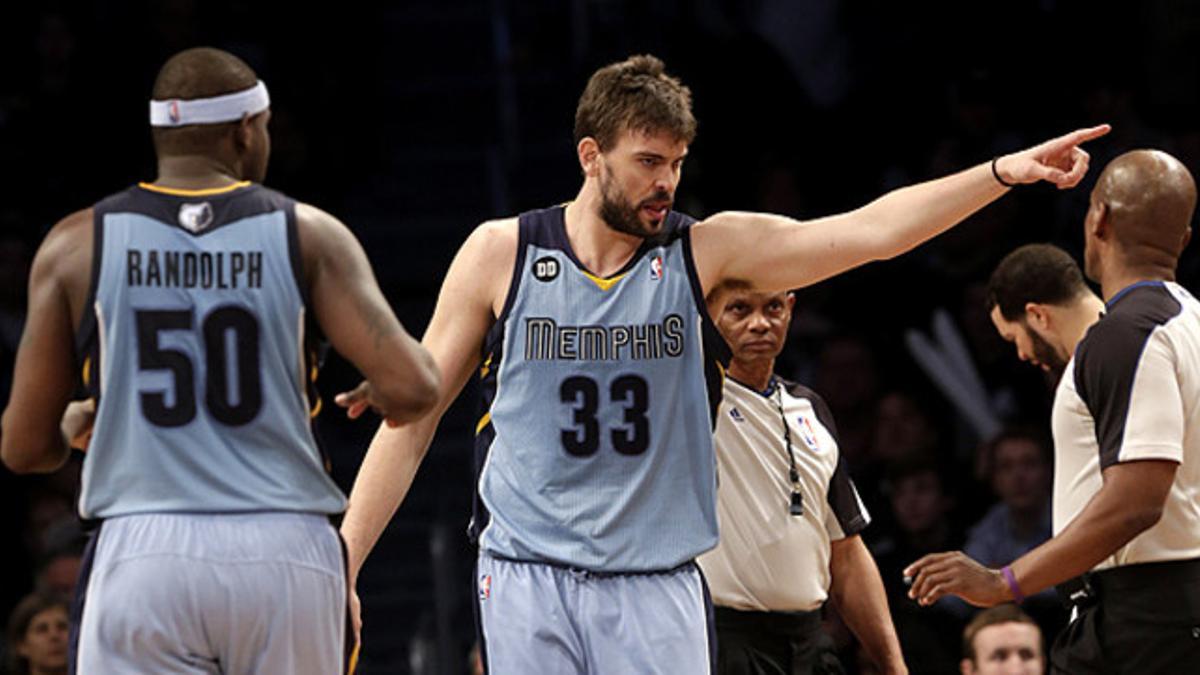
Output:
top-left (598, 169), bottom-right (671, 238)
top-left (1030, 330), bottom-right (1067, 379)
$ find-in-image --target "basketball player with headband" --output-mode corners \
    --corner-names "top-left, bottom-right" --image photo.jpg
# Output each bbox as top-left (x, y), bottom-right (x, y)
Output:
top-left (1, 47), bottom-right (439, 674)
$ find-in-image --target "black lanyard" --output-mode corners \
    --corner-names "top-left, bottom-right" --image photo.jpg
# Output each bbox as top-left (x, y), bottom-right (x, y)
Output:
top-left (769, 378), bottom-right (805, 517)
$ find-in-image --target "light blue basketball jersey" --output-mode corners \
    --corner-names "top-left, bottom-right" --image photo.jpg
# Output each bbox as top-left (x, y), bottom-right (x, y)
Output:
top-left (471, 206), bottom-right (729, 572)
top-left (76, 183), bottom-right (345, 518)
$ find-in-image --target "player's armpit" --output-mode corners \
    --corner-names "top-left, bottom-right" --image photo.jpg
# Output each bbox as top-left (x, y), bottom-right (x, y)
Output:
top-left (295, 203), bottom-right (439, 426)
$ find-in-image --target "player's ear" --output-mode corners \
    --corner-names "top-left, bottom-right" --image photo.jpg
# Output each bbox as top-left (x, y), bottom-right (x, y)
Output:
top-left (1023, 302), bottom-right (1051, 331)
top-left (233, 113), bottom-right (253, 152)
top-left (578, 137), bottom-right (601, 177)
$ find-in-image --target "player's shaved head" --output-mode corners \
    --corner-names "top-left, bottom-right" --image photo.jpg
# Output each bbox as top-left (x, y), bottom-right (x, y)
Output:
top-left (150, 48), bottom-right (261, 159)
top-left (1090, 150), bottom-right (1196, 268)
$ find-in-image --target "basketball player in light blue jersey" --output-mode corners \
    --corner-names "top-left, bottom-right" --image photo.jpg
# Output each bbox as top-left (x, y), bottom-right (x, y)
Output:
top-left (338, 54), bottom-right (1109, 673)
top-left (0, 48), bottom-right (439, 674)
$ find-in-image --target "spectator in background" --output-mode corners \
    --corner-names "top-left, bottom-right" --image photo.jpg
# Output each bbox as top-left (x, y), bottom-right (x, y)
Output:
top-left (966, 429), bottom-right (1052, 575)
top-left (966, 429), bottom-right (1065, 636)
top-left (5, 592), bottom-right (68, 675)
top-left (960, 605), bottom-right (1045, 675)
top-left (871, 457), bottom-right (965, 675)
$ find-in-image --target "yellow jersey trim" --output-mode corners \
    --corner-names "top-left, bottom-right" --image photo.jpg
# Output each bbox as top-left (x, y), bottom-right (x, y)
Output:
top-left (137, 181), bottom-right (252, 196)
top-left (580, 270), bottom-right (626, 292)
top-left (475, 411), bottom-right (492, 435)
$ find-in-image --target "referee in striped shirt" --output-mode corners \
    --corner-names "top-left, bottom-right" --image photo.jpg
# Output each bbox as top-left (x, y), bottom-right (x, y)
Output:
top-left (906, 149), bottom-right (1200, 674)
top-left (698, 282), bottom-right (906, 675)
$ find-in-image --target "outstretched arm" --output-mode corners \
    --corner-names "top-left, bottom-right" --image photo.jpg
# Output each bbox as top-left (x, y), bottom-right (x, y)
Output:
top-left (691, 125), bottom-right (1110, 294)
top-left (297, 203), bottom-right (440, 425)
top-left (904, 460), bottom-right (1176, 607)
top-left (829, 535), bottom-right (907, 675)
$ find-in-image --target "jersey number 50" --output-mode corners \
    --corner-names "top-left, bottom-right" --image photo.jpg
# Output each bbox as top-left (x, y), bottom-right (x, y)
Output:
top-left (136, 307), bottom-right (262, 427)
top-left (559, 374), bottom-right (649, 456)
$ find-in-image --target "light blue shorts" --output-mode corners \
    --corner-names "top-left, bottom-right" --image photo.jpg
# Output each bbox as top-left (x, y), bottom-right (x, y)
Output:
top-left (71, 512), bottom-right (348, 674)
top-left (475, 553), bottom-right (715, 674)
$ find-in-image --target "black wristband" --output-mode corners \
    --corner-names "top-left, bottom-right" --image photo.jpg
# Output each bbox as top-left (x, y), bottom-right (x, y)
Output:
top-left (991, 157), bottom-right (1016, 188)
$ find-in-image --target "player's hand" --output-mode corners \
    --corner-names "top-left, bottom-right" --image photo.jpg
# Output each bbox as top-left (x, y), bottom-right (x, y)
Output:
top-left (335, 381), bottom-right (403, 428)
top-left (995, 124), bottom-right (1111, 189)
top-left (903, 551), bottom-right (1010, 608)
top-left (61, 399), bottom-right (96, 452)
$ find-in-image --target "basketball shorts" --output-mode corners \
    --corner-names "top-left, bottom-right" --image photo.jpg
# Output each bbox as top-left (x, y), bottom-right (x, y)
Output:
top-left (72, 512), bottom-right (347, 674)
top-left (474, 552), bottom-right (715, 674)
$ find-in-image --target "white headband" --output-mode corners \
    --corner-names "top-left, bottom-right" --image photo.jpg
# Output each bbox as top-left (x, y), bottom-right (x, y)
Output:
top-left (149, 80), bottom-right (270, 127)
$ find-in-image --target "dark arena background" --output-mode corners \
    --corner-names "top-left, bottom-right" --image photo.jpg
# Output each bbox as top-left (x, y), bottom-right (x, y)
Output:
top-left (2, 1), bottom-right (1198, 673)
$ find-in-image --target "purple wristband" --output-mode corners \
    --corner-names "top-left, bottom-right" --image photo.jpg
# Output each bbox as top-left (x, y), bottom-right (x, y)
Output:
top-left (1001, 565), bottom-right (1026, 603)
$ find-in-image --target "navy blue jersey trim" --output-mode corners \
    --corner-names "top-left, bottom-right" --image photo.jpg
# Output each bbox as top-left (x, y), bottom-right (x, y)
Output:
top-left (285, 205), bottom-right (310, 309)
top-left (1075, 283), bottom-right (1182, 469)
top-left (95, 183), bottom-right (291, 238)
top-left (74, 210), bottom-right (103, 358)
top-left (482, 218), bottom-right (530, 357)
top-left (68, 521), bottom-right (102, 675)
top-left (681, 224), bottom-right (732, 426)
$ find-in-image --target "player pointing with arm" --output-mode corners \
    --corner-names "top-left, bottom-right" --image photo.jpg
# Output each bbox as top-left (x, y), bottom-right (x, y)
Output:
top-left (340, 54), bottom-right (1106, 673)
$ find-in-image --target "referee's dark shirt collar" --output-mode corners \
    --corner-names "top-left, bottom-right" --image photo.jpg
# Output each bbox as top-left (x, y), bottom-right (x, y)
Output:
top-left (1106, 280), bottom-right (1165, 310)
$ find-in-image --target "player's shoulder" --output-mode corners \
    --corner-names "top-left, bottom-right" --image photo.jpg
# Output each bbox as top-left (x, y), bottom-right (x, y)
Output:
top-left (30, 208), bottom-right (93, 286)
top-left (457, 217), bottom-right (519, 265)
top-left (39, 208), bottom-right (93, 260)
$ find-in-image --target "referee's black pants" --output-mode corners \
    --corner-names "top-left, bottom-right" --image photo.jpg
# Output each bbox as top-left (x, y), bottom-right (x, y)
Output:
top-left (714, 606), bottom-right (844, 675)
top-left (1051, 557), bottom-right (1200, 675)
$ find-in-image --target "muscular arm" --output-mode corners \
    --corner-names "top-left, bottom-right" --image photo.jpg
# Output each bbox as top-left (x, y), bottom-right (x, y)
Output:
top-left (296, 203), bottom-right (439, 424)
top-left (1, 210), bottom-right (93, 473)
top-left (907, 460), bottom-right (1177, 606)
top-left (691, 126), bottom-right (1108, 294)
top-left (828, 535), bottom-right (907, 675)
top-left (340, 219), bottom-right (516, 581)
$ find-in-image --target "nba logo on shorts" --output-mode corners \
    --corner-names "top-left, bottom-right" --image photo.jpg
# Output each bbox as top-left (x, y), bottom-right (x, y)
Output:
top-left (650, 255), bottom-right (663, 280)
top-left (478, 574), bottom-right (492, 601)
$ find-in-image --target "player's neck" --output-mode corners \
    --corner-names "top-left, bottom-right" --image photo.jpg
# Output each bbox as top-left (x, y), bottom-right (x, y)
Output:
top-left (728, 357), bottom-right (774, 393)
top-left (1063, 295), bottom-right (1106, 353)
top-left (153, 155), bottom-right (244, 190)
top-left (564, 184), bottom-right (645, 278)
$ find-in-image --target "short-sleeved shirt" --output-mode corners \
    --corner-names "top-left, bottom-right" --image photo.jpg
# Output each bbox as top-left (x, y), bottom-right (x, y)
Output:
top-left (1050, 281), bottom-right (1200, 569)
top-left (698, 376), bottom-right (869, 612)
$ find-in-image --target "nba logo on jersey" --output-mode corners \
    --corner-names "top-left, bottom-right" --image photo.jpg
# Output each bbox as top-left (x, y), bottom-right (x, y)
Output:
top-left (797, 415), bottom-right (820, 451)
top-left (729, 407), bottom-right (745, 423)
top-left (650, 255), bottom-right (663, 280)
top-left (178, 202), bottom-right (214, 233)
top-left (478, 574), bottom-right (492, 601)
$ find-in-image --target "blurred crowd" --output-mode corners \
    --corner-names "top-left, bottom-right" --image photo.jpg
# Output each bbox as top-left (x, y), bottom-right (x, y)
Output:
top-left (2, 1), bottom-right (1198, 673)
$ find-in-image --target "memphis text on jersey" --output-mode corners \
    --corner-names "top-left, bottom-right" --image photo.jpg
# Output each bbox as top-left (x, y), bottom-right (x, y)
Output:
top-left (126, 248), bottom-right (264, 290)
top-left (524, 314), bottom-right (685, 361)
